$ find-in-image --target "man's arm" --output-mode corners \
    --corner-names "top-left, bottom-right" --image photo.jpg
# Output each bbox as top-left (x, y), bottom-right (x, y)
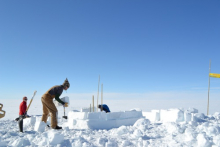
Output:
top-left (55, 94), bottom-right (65, 105)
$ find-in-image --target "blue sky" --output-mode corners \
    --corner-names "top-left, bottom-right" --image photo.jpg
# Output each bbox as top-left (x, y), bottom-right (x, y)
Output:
top-left (0, 0), bottom-right (220, 101)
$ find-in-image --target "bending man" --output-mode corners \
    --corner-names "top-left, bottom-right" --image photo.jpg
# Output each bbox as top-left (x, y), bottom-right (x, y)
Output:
top-left (41, 78), bottom-right (69, 129)
top-left (98, 104), bottom-right (110, 113)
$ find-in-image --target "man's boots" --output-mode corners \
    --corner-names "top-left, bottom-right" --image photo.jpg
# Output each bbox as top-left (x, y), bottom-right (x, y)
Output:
top-left (54, 126), bottom-right (62, 130)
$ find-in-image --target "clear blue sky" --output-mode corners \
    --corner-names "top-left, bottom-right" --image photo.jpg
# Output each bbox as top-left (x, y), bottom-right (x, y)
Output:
top-left (0, 0), bottom-right (220, 99)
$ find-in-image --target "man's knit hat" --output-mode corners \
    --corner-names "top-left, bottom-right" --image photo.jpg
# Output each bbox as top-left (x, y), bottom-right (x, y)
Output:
top-left (23, 96), bottom-right (27, 101)
top-left (63, 78), bottom-right (70, 88)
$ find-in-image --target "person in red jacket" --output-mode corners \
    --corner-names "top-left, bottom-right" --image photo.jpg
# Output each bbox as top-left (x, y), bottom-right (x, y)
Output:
top-left (18, 96), bottom-right (29, 132)
top-left (19, 97), bottom-right (27, 116)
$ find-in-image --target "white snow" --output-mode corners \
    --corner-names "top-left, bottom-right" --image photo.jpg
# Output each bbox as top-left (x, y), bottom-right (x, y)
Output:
top-left (2, 99), bottom-right (220, 146)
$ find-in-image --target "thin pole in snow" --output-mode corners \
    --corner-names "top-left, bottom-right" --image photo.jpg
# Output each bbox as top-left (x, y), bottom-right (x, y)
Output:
top-left (207, 60), bottom-right (211, 115)
top-left (97, 75), bottom-right (100, 112)
top-left (101, 84), bottom-right (103, 111)
top-left (93, 95), bottom-right (94, 112)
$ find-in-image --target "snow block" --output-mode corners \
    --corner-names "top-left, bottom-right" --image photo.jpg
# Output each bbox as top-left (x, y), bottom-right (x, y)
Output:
top-left (142, 110), bottom-right (160, 122)
top-left (68, 111), bottom-right (87, 120)
top-left (160, 109), bottom-right (184, 122)
top-left (120, 111), bottom-right (142, 119)
top-left (68, 110), bottom-right (143, 130)
top-left (106, 112), bottom-right (122, 120)
top-left (54, 96), bottom-right (69, 107)
top-left (192, 113), bottom-right (205, 122)
top-left (184, 108), bottom-right (198, 122)
top-left (48, 130), bottom-right (64, 145)
top-left (34, 117), bottom-right (47, 132)
top-left (23, 116), bottom-right (36, 129)
top-left (87, 112), bottom-right (101, 119)
top-left (116, 118), bottom-right (141, 128)
top-left (142, 108), bottom-right (199, 122)
top-left (184, 112), bottom-right (192, 122)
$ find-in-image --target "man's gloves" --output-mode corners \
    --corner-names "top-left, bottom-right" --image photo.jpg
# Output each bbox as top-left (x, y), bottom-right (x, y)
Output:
top-left (64, 103), bottom-right (68, 107)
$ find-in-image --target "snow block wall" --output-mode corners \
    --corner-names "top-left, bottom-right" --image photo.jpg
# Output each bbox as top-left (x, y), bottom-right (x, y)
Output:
top-left (68, 110), bottom-right (143, 130)
top-left (143, 108), bottom-right (199, 123)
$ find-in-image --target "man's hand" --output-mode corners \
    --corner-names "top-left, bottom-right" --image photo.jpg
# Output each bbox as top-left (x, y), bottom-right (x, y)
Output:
top-left (64, 103), bottom-right (68, 107)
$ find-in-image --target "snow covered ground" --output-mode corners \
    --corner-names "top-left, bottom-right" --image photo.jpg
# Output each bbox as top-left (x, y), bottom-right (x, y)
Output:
top-left (1, 98), bottom-right (220, 147)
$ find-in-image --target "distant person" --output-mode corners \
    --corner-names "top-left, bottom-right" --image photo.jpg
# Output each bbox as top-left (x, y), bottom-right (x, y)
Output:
top-left (18, 96), bottom-right (30, 132)
top-left (98, 104), bottom-right (110, 113)
top-left (41, 78), bottom-right (69, 130)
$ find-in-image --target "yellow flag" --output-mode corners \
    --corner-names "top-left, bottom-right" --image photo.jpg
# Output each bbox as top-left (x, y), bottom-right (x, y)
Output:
top-left (209, 73), bottom-right (220, 78)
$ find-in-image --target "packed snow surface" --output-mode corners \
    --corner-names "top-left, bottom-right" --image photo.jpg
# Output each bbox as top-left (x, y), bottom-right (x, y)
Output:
top-left (1, 108), bottom-right (220, 147)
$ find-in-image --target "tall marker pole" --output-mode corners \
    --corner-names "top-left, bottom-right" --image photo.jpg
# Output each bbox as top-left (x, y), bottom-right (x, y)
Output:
top-left (207, 60), bottom-right (211, 115)
top-left (97, 75), bottom-right (100, 112)
top-left (93, 95), bottom-right (94, 112)
top-left (101, 84), bottom-right (103, 111)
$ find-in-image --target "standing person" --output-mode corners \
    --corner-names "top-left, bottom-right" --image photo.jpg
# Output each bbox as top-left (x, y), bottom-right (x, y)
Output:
top-left (98, 104), bottom-right (111, 113)
top-left (41, 78), bottom-right (69, 130)
top-left (18, 96), bottom-right (29, 132)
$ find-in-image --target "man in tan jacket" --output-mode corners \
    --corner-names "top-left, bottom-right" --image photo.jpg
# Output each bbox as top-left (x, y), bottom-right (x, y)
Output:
top-left (41, 78), bottom-right (69, 129)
